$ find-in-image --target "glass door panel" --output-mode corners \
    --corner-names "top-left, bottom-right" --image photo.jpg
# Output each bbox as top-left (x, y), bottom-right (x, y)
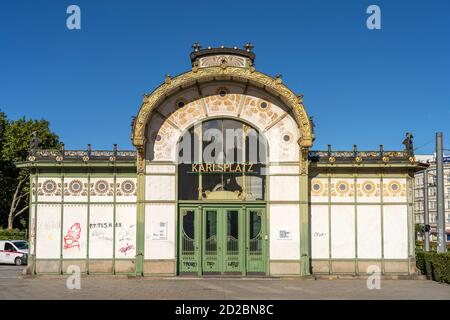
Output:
top-left (223, 209), bottom-right (241, 272)
top-left (246, 209), bottom-right (265, 273)
top-left (179, 208), bottom-right (198, 273)
top-left (203, 209), bottom-right (220, 272)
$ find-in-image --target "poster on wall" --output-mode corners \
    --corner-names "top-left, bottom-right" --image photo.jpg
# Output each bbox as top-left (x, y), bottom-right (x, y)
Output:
top-left (36, 204), bottom-right (61, 259)
top-left (62, 204), bottom-right (88, 259)
top-left (151, 221), bottom-right (168, 240)
top-left (144, 204), bottom-right (175, 260)
top-left (269, 204), bottom-right (300, 260)
top-left (89, 204), bottom-right (114, 259)
top-left (277, 229), bottom-right (292, 240)
top-left (115, 205), bottom-right (136, 259)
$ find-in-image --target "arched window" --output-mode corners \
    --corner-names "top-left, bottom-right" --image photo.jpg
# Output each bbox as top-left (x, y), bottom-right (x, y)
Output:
top-left (178, 119), bottom-right (267, 201)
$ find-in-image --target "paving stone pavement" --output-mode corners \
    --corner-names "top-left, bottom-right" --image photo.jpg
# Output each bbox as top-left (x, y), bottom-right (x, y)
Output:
top-left (0, 265), bottom-right (449, 300)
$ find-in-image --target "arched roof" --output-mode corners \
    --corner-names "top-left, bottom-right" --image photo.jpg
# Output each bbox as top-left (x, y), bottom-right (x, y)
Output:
top-left (132, 65), bottom-right (314, 150)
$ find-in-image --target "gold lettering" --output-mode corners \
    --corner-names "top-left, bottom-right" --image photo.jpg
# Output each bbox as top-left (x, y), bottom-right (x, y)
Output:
top-left (206, 164), bottom-right (212, 172)
top-left (217, 164), bottom-right (223, 172)
top-left (224, 164), bottom-right (230, 172)
top-left (234, 164), bottom-right (242, 172)
top-left (198, 164), bottom-right (205, 172)
top-left (191, 164), bottom-right (198, 172)
top-left (247, 163), bottom-right (254, 172)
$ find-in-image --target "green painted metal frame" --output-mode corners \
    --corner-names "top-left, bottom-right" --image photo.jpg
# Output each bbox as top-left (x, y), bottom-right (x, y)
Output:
top-left (178, 203), bottom-right (267, 276)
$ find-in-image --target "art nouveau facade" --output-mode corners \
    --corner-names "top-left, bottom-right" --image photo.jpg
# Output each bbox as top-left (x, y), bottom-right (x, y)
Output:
top-left (18, 45), bottom-right (426, 277)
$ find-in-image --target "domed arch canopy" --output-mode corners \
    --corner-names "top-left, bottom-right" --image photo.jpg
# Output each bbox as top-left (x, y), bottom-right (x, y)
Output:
top-left (132, 66), bottom-right (314, 150)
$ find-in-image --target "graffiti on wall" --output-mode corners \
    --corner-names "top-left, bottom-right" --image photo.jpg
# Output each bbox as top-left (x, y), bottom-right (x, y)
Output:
top-left (64, 223), bottom-right (81, 250)
top-left (117, 224), bottom-right (135, 242)
top-left (119, 243), bottom-right (135, 256)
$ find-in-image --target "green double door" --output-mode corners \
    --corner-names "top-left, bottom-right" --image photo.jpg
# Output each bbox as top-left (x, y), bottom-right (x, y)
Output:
top-left (178, 206), bottom-right (266, 275)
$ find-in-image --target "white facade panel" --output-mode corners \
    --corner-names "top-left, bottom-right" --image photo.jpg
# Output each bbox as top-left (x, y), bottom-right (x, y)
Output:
top-left (144, 203), bottom-right (176, 260)
top-left (146, 164), bottom-right (176, 174)
top-left (145, 175), bottom-right (175, 201)
top-left (269, 204), bottom-right (300, 260)
top-left (115, 204), bottom-right (137, 259)
top-left (311, 205), bottom-right (329, 259)
top-left (269, 165), bottom-right (299, 175)
top-left (357, 205), bottom-right (382, 259)
top-left (331, 205), bottom-right (355, 258)
top-left (62, 204), bottom-right (88, 259)
top-left (269, 176), bottom-right (299, 201)
top-left (89, 204), bottom-right (114, 259)
top-left (383, 205), bottom-right (408, 259)
top-left (36, 204), bottom-right (61, 259)
top-left (29, 205), bottom-right (36, 255)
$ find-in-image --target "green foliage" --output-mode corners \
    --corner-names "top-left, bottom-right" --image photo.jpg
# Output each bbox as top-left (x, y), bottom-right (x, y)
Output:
top-left (415, 223), bottom-right (424, 240)
top-left (415, 240), bottom-right (450, 251)
top-left (0, 228), bottom-right (27, 240)
top-left (0, 111), bottom-right (60, 229)
top-left (416, 251), bottom-right (425, 274)
top-left (1, 116), bottom-right (59, 162)
top-left (416, 250), bottom-right (450, 283)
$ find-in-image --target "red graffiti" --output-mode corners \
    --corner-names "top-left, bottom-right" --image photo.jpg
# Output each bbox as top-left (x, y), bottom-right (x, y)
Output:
top-left (119, 243), bottom-right (135, 255)
top-left (64, 223), bottom-right (81, 250)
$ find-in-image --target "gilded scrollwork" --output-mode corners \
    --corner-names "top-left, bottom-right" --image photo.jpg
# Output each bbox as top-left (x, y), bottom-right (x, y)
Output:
top-left (132, 66), bottom-right (313, 150)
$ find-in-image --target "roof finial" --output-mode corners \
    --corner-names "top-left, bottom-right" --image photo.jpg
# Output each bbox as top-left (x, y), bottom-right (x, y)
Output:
top-left (192, 42), bottom-right (202, 52)
top-left (244, 42), bottom-right (254, 52)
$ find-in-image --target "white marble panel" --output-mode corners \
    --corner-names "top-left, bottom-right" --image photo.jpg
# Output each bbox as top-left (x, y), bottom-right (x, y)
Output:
top-left (144, 203), bottom-right (176, 260)
top-left (383, 205), bottom-right (408, 259)
top-left (331, 205), bottom-right (355, 259)
top-left (311, 205), bottom-right (329, 259)
top-left (145, 175), bottom-right (175, 201)
top-left (357, 205), bottom-right (382, 259)
top-left (269, 204), bottom-right (300, 260)
top-left (36, 204), bottom-right (61, 259)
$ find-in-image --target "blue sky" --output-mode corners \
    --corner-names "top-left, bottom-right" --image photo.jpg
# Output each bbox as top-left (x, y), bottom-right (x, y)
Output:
top-left (1, 0), bottom-right (449, 153)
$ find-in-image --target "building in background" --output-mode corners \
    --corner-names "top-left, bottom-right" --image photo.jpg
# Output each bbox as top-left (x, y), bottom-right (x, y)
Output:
top-left (414, 154), bottom-right (450, 242)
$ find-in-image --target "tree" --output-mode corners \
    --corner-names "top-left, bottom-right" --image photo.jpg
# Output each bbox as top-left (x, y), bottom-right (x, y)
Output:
top-left (415, 223), bottom-right (425, 241)
top-left (0, 112), bottom-right (60, 229)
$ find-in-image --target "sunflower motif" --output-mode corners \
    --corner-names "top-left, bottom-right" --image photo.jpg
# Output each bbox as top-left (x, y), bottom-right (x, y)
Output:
top-left (311, 180), bottom-right (324, 196)
top-left (387, 181), bottom-right (401, 194)
top-left (43, 180), bottom-right (57, 194)
top-left (120, 180), bottom-right (136, 194)
top-left (68, 180), bottom-right (83, 195)
top-left (94, 180), bottom-right (109, 194)
top-left (335, 180), bottom-right (350, 195)
top-left (362, 181), bottom-right (376, 195)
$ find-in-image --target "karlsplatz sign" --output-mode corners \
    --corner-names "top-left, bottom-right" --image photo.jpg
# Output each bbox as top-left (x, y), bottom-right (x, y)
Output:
top-left (190, 163), bottom-right (255, 173)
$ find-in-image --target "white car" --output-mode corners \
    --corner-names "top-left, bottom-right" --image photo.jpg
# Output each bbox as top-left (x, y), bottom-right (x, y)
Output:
top-left (0, 240), bottom-right (29, 266)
